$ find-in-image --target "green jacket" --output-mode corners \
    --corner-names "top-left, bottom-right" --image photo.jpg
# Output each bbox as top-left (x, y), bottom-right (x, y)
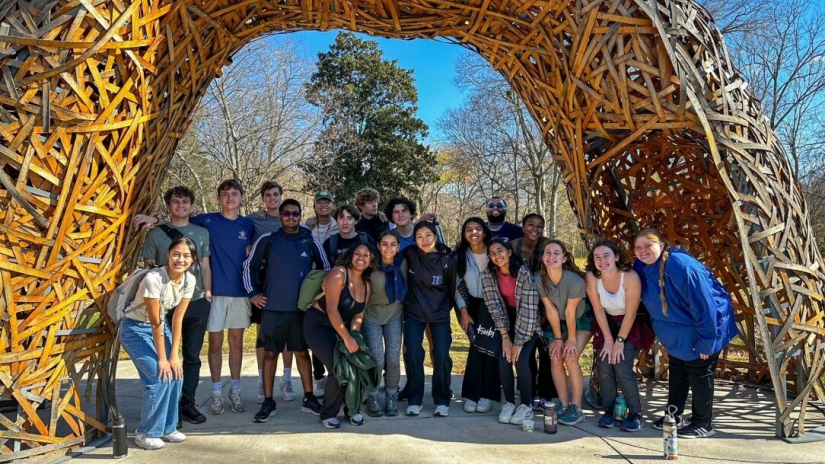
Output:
top-left (333, 331), bottom-right (380, 413)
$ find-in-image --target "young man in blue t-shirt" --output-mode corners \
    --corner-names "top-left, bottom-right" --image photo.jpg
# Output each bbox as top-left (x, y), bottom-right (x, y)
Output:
top-left (134, 179), bottom-right (255, 417)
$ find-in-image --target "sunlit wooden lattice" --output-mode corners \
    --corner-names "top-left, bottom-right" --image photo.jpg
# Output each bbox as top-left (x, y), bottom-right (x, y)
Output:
top-left (0, 0), bottom-right (823, 458)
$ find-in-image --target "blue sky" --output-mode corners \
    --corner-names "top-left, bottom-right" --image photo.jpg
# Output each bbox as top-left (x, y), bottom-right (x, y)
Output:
top-left (268, 31), bottom-right (469, 141)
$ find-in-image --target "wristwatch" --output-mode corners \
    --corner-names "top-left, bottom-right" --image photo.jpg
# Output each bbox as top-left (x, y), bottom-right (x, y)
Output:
top-left (616, 336), bottom-right (626, 343)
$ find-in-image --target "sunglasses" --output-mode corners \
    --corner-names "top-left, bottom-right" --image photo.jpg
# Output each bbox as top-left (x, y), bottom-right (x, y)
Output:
top-left (281, 211), bottom-right (301, 218)
top-left (487, 203), bottom-right (506, 209)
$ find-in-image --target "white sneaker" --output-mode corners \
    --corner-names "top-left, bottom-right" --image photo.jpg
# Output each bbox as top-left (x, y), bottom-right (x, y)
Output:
top-left (463, 399), bottom-right (477, 413)
top-left (477, 398), bottom-right (493, 413)
top-left (256, 382), bottom-right (264, 404)
top-left (208, 391), bottom-right (224, 415)
top-left (509, 404), bottom-right (534, 425)
top-left (280, 379), bottom-right (296, 402)
top-left (161, 431), bottom-right (186, 443)
top-left (498, 402), bottom-right (516, 424)
top-left (434, 405), bottom-right (449, 417)
top-left (406, 404), bottom-right (421, 416)
top-left (135, 433), bottom-right (164, 450)
top-left (228, 390), bottom-right (247, 413)
top-left (313, 376), bottom-right (326, 397)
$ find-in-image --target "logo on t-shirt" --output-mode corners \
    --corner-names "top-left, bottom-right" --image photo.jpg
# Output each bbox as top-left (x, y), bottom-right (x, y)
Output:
top-left (238, 230), bottom-right (247, 240)
top-left (432, 275), bottom-right (443, 285)
top-left (301, 252), bottom-right (308, 258)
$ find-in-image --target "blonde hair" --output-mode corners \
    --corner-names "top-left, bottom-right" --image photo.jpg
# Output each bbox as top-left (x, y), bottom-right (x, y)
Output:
top-left (634, 228), bottom-right (670, 315)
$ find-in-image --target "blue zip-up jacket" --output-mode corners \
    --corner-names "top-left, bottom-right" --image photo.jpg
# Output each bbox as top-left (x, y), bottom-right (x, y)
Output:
top-left (243, 227), bottom-right (330, 312)
top-left (633, 248), bottom-right (737, 361)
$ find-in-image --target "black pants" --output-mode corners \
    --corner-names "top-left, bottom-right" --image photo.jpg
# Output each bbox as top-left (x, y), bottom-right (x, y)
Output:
top-left (166, 297), bottom-right (210, 404)
top-left (668, 352), bottom-right (720, 428)
top-left (529, 341), bottom-right (557, 399)
top-left (303, 312), bottom-right (346, 418)
top-left (500, 335), bottom-right (538, 405)
top-left (312, 353), bottom-right (326, 380)
top-left (461, 298), bottom-right (501, 402)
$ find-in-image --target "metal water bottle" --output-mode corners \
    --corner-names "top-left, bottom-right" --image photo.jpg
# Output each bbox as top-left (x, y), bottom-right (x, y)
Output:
top-left (663, 405), bottom-right (678, 460)
top-left (542, 402), bottom-right (557, 434)
top-left (112, 414), bottom-right (128, 458)
top-left (433, 221), bottom-right (446, 245)
top-left (613, 394), bottom-right (628, 421)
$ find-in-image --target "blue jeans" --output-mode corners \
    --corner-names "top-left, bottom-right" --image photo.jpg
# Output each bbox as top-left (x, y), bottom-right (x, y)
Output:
top-left (120, 318), bottom-right (182, 437)
top-left (403, 315), bottom-right (452, 406)
top-left (362, 314), bottom-right (403, 395)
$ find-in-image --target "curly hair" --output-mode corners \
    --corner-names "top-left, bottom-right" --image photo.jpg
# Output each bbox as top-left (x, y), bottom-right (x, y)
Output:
top-left (334, 242), bottom-right (377, 285)
top-left (384, 196), bottom-right (417, 222)
top-left (586, 239), bottom-right (633, 279)
top-left (163, 186), bottom-right (196, 206)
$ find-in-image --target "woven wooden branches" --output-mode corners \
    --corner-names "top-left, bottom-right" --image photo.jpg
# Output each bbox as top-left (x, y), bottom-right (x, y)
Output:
top-left (0, 0), bottom-right (822, 457)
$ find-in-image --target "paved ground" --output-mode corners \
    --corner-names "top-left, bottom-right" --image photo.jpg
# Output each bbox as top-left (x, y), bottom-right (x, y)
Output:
top-left (69, 355), bottom-right (825, 464)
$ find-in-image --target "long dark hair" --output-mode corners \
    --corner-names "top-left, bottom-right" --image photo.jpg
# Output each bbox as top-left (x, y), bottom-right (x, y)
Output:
top-left (335, 243), bottom-right (377, 285)
top-left (586, 239), bottom-right (632, 278)
top-left (456, 217), bottom-right (491, 277)
top-left (486, 238), bottom-right (523, 278)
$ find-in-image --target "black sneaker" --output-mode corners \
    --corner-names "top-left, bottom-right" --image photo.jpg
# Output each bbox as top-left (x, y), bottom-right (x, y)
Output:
top-left (254, 400), bottom-right (277, 423)
top-left (652, 414), bottom-right (682, 430)
top-left (301, 395), bottom-right (322, 415)
top-left (679, 423), bottom-right (716, 439)
top-left (180, 401), bottom-right (207, 425)
top-left (397, 387), bottom-right (409, 402)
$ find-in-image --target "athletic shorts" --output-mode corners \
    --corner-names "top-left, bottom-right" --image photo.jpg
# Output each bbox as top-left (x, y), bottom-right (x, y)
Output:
top-left (543, 309), bottom-right (594, 342)
top-left (259, 311), bottom-right (308, 353)
top-left (251, 304), bottom-right (263, 325)
top-left (207, 296), bottom-right (251, 332)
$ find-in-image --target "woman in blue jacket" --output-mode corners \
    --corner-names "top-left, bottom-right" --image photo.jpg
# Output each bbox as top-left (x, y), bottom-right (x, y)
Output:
top-left (633, 228), bottom-right (738, 439)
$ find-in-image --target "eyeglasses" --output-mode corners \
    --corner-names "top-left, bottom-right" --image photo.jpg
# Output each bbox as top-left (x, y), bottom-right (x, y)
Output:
top-left (487, 203), bottom-right (505, 209)
top-left (281, 211), bottom-right (301, 218)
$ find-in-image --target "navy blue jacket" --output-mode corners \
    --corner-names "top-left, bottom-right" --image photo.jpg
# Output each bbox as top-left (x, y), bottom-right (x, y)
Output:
top-left (634, 248), bottom-right (737, 360)
top-left (403, 243), bottom-right (457, 323)
top-left (243, 227), bottom-right (330, 312)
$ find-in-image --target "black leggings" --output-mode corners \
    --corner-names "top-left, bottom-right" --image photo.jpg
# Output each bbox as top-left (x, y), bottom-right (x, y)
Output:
top-left (303, 315), bottom-right (346, 418)
top-left (500, 335), bottom-right (538, 406)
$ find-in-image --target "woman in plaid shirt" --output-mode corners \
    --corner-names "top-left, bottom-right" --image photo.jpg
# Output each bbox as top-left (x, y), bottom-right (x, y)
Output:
top-left (480, 238), bottom-right (543, 426)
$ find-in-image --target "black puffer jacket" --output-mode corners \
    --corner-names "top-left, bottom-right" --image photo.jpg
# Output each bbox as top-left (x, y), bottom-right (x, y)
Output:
top-left (402, 243), bottom-right (457, 323)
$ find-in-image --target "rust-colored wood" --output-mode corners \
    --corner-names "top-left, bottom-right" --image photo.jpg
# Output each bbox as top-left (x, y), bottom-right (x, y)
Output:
top-left (1, 0), bottom-right (823, 457)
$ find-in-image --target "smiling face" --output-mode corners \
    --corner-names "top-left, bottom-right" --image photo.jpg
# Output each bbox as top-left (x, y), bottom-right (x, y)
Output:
top-left (523, 216), bottom-right (545, 242)
top-left (542, 242), bottom-right (567, 270)
top-left (592, 245), bottom-right (618, 274)
top-left (280, 204), bottom-right (301, 232)
top-left (464, 221), bottom-right (485, 247)
top-left (218, 187), bottom-right (243, 212)
top-left (167, 195), bottom-right (193, 220)
top-left (488, 242), bottom-right (511, 270)
top-left (391, 204), bottom-right (412, 227)
top-left (486, 197), bottom-right (506, 219)
top-left (634, 235), bottom-right (663, 265)
top-left (167, 242), bottom-right (194, 275)
top-left (351, 244), bottom-right (373, 273)
top-left (337, 210), bottom-right (356, 235)
top-left (415, 227), bottom-right (436, 253)
top-left (262, 187), bottom-right (282, 212)
top-left (379, 234), bottom-right (399, 262)
top-left (314, 199), bottom-right (334, 218)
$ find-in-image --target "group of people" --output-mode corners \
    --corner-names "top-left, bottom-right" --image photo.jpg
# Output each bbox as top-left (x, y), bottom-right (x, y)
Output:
top-left (120, 179), bottom-right (737, 450)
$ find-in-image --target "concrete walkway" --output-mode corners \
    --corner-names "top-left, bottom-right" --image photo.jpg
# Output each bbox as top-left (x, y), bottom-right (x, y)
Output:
top-left (71, 355), bottom-right (825, 464)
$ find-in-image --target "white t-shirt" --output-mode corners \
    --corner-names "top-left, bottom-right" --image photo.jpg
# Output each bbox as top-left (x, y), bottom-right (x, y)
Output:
top-left (125, 267), bottom-right (195, 322)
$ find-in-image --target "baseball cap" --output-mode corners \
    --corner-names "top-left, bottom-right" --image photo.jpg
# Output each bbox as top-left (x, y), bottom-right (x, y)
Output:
top-left (315, 190), bottom-right (334, 202)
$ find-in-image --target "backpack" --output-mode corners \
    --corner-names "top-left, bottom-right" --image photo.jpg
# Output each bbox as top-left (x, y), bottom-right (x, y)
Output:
top-left (328, 232), bottom-right (369, 262)
top-left (107, 267), bottom-right (167, 323)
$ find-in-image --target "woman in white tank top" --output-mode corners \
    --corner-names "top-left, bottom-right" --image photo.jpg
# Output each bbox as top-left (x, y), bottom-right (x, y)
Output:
top-left (585, 240), bottom-right (653, 433)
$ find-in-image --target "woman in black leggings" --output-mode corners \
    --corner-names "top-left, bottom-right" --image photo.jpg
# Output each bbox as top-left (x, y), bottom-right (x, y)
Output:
top-left (304, 243), bottom-right (375, 429)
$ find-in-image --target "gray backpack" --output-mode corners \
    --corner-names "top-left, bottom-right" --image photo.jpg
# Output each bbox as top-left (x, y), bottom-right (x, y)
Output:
top-left (106, 268), bottom-right (167, 323)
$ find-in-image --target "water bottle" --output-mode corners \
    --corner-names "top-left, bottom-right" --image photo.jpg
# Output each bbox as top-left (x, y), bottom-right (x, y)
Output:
top-left (433, 221), bottom-right (446, 245)
top-left (542, 401), bottom-right (557, 434)
top-left (663, 405), bottom-right (678, 460)
top-left (112, 414), bottom-right (128, 458)
top-left (613, 394), bottom-right (627, 421)
top-left (466, 323), bottom-right (477, 343)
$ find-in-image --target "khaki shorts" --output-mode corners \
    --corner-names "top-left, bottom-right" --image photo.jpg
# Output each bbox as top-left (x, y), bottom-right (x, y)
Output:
top-left (207, 296), bottom-right (251, 332)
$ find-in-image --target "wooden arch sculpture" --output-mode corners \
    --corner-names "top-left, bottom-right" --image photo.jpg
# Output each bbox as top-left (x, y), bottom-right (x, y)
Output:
top-left (0, 0), bottom-right (823, 457)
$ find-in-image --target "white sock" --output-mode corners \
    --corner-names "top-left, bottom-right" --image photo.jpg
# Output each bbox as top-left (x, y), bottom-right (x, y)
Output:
top-left (258, 369), bottom-right (263, 384)
top-left (230, 378), bottom-right (241, 393)
top-left (212, 382), bottom-right (222, 394)
top-left (283, 367), bottom-right (292, 382)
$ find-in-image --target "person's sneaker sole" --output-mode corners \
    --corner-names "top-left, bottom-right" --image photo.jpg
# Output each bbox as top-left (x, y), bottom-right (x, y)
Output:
top-left (253, 410), bottom-right (277, 423)
top-left (558, 415), bottom-right (585, 426)
top-left (680, 427), bottom-right (716, 439)
top-left (301, 406), bottom-right (321, 416)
